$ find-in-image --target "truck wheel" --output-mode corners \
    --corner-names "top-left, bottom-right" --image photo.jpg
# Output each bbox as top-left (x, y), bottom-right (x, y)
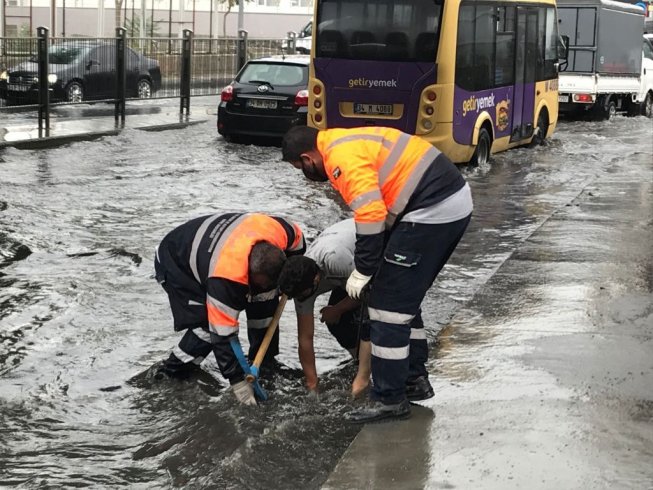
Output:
top-left (470, 127), bottom-right (491, 166)
top-left (606, 101), bottom-right (617, 120)
top-left (644, 92), bottom-right (653, 119)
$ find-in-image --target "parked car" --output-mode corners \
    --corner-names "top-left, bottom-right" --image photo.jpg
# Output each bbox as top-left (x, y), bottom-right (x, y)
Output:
top-left (217, 55), bottom-right (309, 141)
top-left (0, 40), bottom-right (161, 105)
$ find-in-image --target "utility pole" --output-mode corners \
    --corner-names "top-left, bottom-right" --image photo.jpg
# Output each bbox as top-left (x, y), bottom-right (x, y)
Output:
top-left (62, 0), bottom-right (66, 37)
top-left (0, 0), bottom-right (6, 43)
top-left (97, 0), bottom-right (105, 36)
top-left (238, 0), bottom-right (244, 32)
top-left (50, 0), bottom-right (56, 37)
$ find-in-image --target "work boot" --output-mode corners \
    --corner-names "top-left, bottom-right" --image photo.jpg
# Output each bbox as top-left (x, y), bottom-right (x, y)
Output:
top-left (346, 399), bottom-right (411, 424)
top-left (406, 376), bottom-right (434, 402)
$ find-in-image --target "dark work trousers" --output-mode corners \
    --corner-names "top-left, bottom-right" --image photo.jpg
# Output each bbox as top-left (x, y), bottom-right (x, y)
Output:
top-left (325, 287), bottom-right (369, 352)
top-left (154, 250), bottom-right (279, 379)
top-left (367, 215), bottom-right (471, 404)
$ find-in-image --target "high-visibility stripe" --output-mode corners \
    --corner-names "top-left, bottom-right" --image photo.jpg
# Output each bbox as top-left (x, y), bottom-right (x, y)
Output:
top-left (173, 345), bottom-right (196, 363)
top-left (154, 245), bottom-right (160, 263)
top-left (247, 317), bottom-right (272, 329)
top-left (288, 223), bottom-right (305, 251)
top-left (355, 221), bottom-right (385, 235)
top-left (388, 147), bottom-right (440, 219)
top-left (369, 307), bottom-right (414, 325)
top-left (378, 133), bottom-right (411, 185)
top-left (192, 328), bottom-right (212, 343)
top-left (190, 214), bottom-right (223, 283)
top-left (326, 134), bottom-right (392, 152)
top-left (208, 214), bottom-right (249, 281)
top-left (349, 189), bottom-right (383, 211)
top-left (209, 324), bottom-right (239, 336)
top-left (410, 328), bottom-right (427, 340)
top-left (371, 343), bottom-right (410, 360)
top-left (207, 295), bottom-right (240, 321)
top-left (249, 289), bottom-right (277, 302)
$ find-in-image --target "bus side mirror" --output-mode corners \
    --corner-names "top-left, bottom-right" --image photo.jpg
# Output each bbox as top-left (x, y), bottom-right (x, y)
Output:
top-left (558, 35), bottom-right (569, 61)
top-left (557, 35), bottom-right (569, 72)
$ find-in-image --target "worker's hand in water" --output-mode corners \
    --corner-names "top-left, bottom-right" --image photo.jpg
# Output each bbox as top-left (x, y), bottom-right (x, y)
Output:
top-left (231, 380), bottom-right (258, 406)
top-left (346, 270), bottom-right (372, 300)
top-left (320, 305), bottom-right (342, 326)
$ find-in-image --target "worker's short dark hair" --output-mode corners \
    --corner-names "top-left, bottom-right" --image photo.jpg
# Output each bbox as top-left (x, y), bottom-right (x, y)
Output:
top-left (249, 241), bottom-right (287, 284)
top-left (281, 126), bottom-right (319, 163)
top-left (278, 255), bottom-right (320, 298)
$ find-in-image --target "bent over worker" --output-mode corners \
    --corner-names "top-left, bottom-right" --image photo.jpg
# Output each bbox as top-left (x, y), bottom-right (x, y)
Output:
top-left (154, 212), bottom-right (305, 405)
top-left (278, 219), bottom-right (372, 397)
top-left (282, 126), bottom-right (472, 423)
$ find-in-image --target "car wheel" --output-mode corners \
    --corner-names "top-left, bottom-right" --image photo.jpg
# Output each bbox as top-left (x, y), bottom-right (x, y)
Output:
top-left (65, 81), bottom-right (84, 103)
top-left (470, 127), bottom-right (491, 166)
top-left (644, 92), bottom-right (653, 119)
top-left (137, 78), bottom-right (153, 99)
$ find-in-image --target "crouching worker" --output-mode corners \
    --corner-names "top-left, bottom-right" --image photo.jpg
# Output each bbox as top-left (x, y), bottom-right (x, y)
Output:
top-left (154, 212), bottom-right (305, 405)
top-left (278, 219), bottom-right (372, 397)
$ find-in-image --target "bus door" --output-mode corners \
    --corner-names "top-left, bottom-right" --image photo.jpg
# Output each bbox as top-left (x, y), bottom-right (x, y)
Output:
top-left (511, 7), bottom-right (538, 142)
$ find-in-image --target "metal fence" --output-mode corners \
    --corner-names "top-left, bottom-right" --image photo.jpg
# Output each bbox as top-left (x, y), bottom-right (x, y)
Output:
top-left (0, 28), bottom-right (291, 123)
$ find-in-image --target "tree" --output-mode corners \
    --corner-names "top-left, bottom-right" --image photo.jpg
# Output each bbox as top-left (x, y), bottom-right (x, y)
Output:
top-left (219, 0), bottom-right (252, 38)
top-left (124, 14), bottom-right (159, 37)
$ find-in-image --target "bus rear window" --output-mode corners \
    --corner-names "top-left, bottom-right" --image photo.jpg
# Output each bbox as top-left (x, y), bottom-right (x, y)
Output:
top-left (316, 0), bottom-right (443, 62)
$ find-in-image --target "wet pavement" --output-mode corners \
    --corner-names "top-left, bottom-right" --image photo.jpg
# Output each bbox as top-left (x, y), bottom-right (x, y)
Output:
top-left (0, 98), bottom-right (212, 149)
top-left (0, 111), bottom-right (652, 488)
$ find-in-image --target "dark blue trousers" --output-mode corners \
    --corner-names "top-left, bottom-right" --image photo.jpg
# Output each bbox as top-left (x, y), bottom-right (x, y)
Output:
top-left (368, 215), bottom-right (471, 404)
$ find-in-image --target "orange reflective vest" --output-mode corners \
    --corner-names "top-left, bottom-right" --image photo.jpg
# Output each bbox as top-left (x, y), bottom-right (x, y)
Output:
top-left (317, 127), bottom-right (464, 274)
top-left (200, 213), bottom-right (304, 334)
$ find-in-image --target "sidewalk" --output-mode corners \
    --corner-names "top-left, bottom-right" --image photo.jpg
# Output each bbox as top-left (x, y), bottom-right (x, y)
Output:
top-left (0, 101), bottom-right (213, 149)
top-left (324, 152), bottom-right (653, 488)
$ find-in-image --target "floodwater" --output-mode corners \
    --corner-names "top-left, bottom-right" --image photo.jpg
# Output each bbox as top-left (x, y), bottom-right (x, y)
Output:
top-left (1, 114), bottom-right (651, 487)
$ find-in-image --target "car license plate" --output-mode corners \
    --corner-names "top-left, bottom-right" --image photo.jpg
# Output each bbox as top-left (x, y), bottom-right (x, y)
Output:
top-left (354, 103), bottom-right (393, 116)
top-left (247, 99), bottom-right (277, 110)
top-left (8, 84), bottom-right (30, 92)
top-left (558, 95), bottom-right (569, 103)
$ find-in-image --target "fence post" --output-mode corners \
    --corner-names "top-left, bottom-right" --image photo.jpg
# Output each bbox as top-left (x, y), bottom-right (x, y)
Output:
top-left (115, 27), bottom-right (126, 126)
top-left (37, 26), bottom-right (50, 136)
top-left (286, 31), bottom-right (296, 55)
top-left (180, 28), bottom-right (192, 118)
top-left (237, 29), bottom-right (248, 72)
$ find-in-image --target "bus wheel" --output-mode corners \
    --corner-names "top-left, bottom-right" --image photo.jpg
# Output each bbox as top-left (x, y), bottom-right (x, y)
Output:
top-left (531, 110), bottom-right (549, 146)
top-left (470, 128), bottom-right (491, 166)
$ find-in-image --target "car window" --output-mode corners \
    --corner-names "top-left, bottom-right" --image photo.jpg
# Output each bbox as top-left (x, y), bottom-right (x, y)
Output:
top-left (49, 45), bottom-right (85, 64)
top-left (239, 63), bottom-right (307, 86)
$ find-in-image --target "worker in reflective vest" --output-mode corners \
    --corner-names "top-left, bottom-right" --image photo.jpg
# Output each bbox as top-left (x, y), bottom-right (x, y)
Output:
top-left (154, 212), bottom-right (305, 405)
top-left (282, 126), bottom-right (472, 423)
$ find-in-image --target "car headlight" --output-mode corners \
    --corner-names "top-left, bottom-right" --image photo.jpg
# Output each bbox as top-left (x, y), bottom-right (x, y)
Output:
top-left (48, 74), bottom-right (57, 84)
top-left (0, 71), bottom-right (7, 81)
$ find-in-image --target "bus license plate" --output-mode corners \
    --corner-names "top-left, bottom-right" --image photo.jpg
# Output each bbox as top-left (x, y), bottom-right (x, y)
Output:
top-left (8, 84), bottom-right (30, 92)
top-left (354, 103), bottom-right (393, 116)
top-left (247, 99), bottom-right (277, 110)
top-left (558, 95), bottom-right (569, 103)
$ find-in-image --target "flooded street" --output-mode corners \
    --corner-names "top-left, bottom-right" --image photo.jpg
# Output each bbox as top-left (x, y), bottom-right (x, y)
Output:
top-left (1, 114), bottom-right (651, 487)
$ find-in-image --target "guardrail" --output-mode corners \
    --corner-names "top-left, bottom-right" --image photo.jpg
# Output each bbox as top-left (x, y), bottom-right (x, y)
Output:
top-left (0, 29), bottom-right (293, 127)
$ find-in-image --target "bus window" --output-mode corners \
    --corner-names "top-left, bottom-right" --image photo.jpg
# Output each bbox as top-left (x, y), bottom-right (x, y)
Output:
top-left (316, 0), bottom-right (443, 62)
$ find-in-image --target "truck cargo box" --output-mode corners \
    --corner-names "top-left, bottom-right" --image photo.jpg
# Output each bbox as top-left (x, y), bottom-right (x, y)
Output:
top-left (558, 0), bottom-right (645, 75)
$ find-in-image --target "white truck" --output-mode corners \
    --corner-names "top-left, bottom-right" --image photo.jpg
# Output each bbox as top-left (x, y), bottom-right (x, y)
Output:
top-left (283, 22), bottom-right (312, 54)
top-left (558, 0), bottom-right (653, 119)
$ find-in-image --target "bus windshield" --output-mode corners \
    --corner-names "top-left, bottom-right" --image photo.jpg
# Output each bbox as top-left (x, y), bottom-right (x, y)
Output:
top-left (315, 0), bottom-right (443, 62)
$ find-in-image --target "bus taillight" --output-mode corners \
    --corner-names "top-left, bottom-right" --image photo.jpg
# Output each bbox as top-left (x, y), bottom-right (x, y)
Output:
top-left (295, 90), bottom-right (309, 106)
top-left (313, 85), bottom-right (322, 95)
top-left (426, 91), bottom-right (437, 101)
top-left (315, 114), bottom-right (323, 123)
top-left (425, 106), bottom-right (434, 116)
top-left (314, 100), bottom-right (322, 109)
